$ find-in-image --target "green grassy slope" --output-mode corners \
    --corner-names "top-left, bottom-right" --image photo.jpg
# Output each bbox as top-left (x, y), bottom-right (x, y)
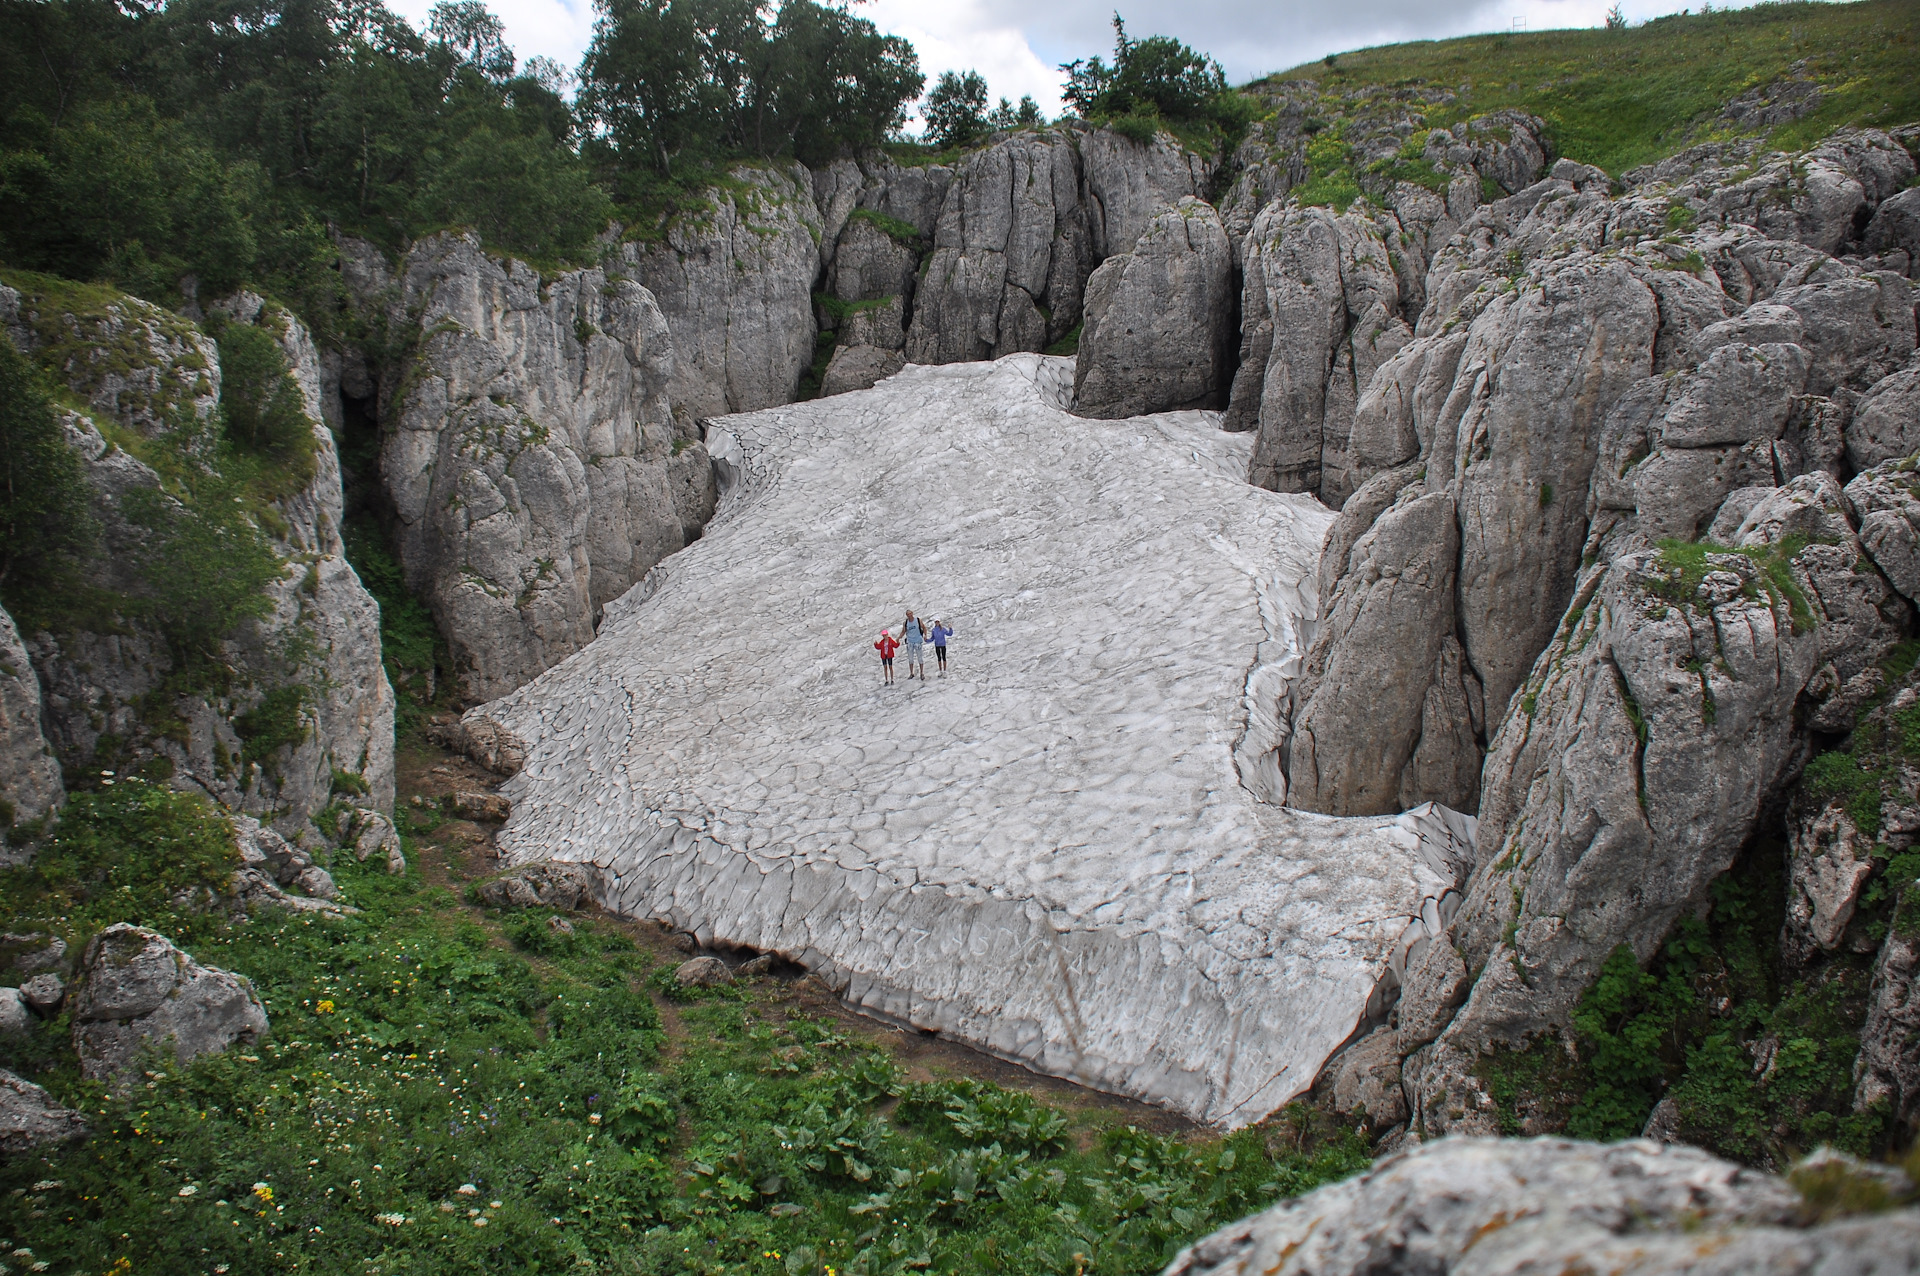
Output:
top-left (1254, 0), bottom-right (1920, 175)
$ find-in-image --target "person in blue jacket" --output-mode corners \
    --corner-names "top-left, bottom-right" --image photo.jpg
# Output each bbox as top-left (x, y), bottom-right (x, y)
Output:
top-left (929, 619), bottom-right (953, 675)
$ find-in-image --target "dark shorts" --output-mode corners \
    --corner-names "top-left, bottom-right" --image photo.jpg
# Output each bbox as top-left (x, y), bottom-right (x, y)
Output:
top-left (881, 657), bottom-right (894, 668)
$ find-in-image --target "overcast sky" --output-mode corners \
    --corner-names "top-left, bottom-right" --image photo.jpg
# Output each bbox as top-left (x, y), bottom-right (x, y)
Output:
top-left (384, 0), bottom-right (1779, 129)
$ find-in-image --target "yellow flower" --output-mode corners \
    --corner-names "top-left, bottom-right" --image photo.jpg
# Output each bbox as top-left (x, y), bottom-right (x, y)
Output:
top-left (252, 1183), bottom-right (274, 1204)
top-left (315, 1000), bottom-right (335, 1015)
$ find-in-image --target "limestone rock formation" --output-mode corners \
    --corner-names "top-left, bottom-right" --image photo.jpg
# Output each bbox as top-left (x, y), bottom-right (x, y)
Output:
top-left (1163, 1137), bottom-right (1919, 1276)
top-left (383, 232), bottom-right (716, 700)
top-left (474, 860), bottom-right (601, 911)
top-left (0, 1069), bottom-right (87, 1157)
top-left (466, 355), bottom-right (1477, 1126)
top-left (623, 164), bottom-right (825, 419)
top-left (819, 345), bottom-right (905, 397)
top-left (905, 132), bottom-right (1093, 364)
top-left (70, 924), bottom-right (268, 1081)
top-left (0, 605), bottom-right (60, 839)
top-left (1073, 198), bottom-right (1235, 418)
top-left (2, 281), bottom-right (393, 827)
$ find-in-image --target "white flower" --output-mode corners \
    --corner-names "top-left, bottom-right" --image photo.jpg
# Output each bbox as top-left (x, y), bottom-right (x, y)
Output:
top-left (178, 1185), bottom-right (199, 1197)
top-left (489, 1200), bottom-right (502, 1209)
top-left (472, 1217), bottom-right (488, 1228)
top-left (29, 1182), bottom-right (60, 1192)
top-left (375, 1212), bottom-right (406, 1227)
top-left (455, 1183), bottom-right (478, 1195)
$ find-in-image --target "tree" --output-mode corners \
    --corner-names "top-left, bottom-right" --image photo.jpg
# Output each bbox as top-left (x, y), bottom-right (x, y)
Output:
top-left (986, 94), bottom-right (1042, 131)
top-left (1059, 14), bottom-right (1230, 125)
top-left (429, 0), bottom-right (514, 81)
top-left (1605, 4), bottom-right (1628, 30)
top-left (921, 68), bottom-right (986, 149)
top-left (0, 339), bottom-right (93, 619)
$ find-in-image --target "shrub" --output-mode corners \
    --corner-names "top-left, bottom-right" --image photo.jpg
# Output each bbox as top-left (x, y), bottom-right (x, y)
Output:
top-left (0, 336), bottom-right (95, 627)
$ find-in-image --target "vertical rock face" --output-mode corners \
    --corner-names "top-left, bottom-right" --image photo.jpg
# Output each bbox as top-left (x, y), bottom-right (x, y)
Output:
top-left (0, 606), bottom-right (61, 837)
top-left (1075, 127), bottom-right (1215, 261)
top-left (1073, 198), bottom-right (1234, 418)
top-left (382, 232), bottom-right (716, 702)
top-left (905, 132), bottom-right (1092, 364)
top-left (2, 280), bottom-right (394, 825)
top-left (623, 164), bottom-right (825, 419)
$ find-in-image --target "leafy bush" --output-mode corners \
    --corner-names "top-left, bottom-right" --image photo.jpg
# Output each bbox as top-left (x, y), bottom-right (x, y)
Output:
top-left (0, 335), bottom-right (94, 627)
top-left (1060, 17), bottom-right (1229, 125)
top-left (922, 69), bottom-right (989, 149)
top-left (208, 314), bottom-right (318, 498)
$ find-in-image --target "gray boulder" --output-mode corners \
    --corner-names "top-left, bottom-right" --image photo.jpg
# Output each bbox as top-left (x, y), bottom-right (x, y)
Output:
top-left (1855, 921), bottom-right (1920, 1138)
top-left (0, 1069), bottom-right (87, 1156)
top-left (0, 987), bottom-right (27, 1035)
top-left (674, 956), bottom-right (733, 987)
top-left (345, 807), bottom-right (406, 875)
top-left (1865, 186), bottom-right (1920, 273)
top-left (1844, 355), bottom-right (1920, 472)
top-left (820, 345), bottom-right (905, 398)
top-left (1073, 197), bottom-right (1234, 418)
top-left (1163, 1137), bottom-right (1815, 1276)
top-left (474, 860), bottom-right (601, 911)
top-left (71, 924), bottom-right (268, 1081)
top-left (19, 973), bottom-right (64, 1014)
top-left (384, 232), bottom-right (714, 700)
top-left (1076, 126), bottom-right (1213, 261)
top-left (0, 604), bottom-right (60, 838)
top-left (1847, 457), bottom-right (1920, 605)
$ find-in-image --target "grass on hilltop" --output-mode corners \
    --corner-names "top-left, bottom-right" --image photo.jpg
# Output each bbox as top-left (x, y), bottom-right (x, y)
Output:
top-left (1256, 0), bottom-right (1920, 176)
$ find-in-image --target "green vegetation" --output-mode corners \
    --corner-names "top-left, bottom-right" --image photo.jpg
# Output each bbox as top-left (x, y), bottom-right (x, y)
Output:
top-left (1061, 16), bottom-right (1256, 150)
top-left (1478, 837), bottom-right (1886, 1166)
top-left (206, 312), bottom-right (319, 501)
top-left (0, 337), bottom-right (94, 629)
top-left (847, 207), bottom-right (924, 246)
top-left (1652, 536), bottom-right (1815, 633)
top-left (923, 70), bottom-right (993, 150)
top-left (1256, 0), bottom-right (1920, 177)
top-left (0, 778), bottom-right (1375, 1275)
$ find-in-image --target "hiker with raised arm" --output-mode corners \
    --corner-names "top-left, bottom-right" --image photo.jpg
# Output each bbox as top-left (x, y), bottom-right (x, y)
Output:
top-left (929, 618), bottom-right (953, 675)
top-left (874, 628), bottom-right (899, 684)
top-left (900, 610), bottom-right (927, 682)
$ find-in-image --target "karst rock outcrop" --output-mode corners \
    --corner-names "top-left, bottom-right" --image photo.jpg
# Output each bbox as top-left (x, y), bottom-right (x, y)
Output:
top-left (1164, 1137), bottom-right (1920, 1276)
top-left (1274, 122), bottom-right (1920, 1136)
top-left (1, 280), bottom-right (394, 827)
top-left (0, 604), bottom-right (61, 841)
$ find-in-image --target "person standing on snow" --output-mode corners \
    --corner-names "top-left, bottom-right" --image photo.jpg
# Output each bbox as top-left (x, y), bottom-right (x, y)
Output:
top-left (899, 610), bottom-right (926, 681)
top-left (929, 619), bottom-right (953, 675)
top-left (874, 629), bottom-right (899, 684)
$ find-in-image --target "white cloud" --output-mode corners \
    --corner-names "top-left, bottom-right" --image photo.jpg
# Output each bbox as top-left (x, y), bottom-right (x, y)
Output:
top-left (383, 0), bottom-right (597, 73)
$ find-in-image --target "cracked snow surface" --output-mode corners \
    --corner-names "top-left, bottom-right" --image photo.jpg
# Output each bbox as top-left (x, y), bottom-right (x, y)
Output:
top-left (470, 355), bottom-right (1472, 1126)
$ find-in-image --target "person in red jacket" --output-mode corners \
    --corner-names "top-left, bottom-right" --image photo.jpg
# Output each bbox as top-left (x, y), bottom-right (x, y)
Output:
top-left (874, 630), bottom-right (899, 684)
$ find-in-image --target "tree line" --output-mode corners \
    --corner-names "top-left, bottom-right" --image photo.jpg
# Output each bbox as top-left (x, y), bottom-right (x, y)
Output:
top-left (0, 0), bottom-right (1245, 314)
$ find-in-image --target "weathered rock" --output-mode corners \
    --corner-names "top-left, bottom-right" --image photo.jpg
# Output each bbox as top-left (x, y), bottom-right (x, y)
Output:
top-left (0, 988), bottom-right (27, 1035)
top-left (473, 860), bottom-right (600, 911)
top-left (1236, 203), bottom-right (1415, 506)
top-left (470, 356), bottom-right (1476, 1126)
top-left (0, 604), bottom-right (60, 838)
top-left (0, 1069), bottom-right (87, 1156)
top-left (1076, 126), bottom-right (1214, 261)
top-left (822, 216), bottom-right (919, 352)
top-left (1286, 487), bottom-right (1473, 815)
top-left (906, 132), bottom-right (1091, 363)
top-left (1865, 186), bottom-right (1920, 271)
top-left (1407, 546), bottom-right (1818, 1134)
top-left (2, 933), bottom-right (67, 976)
top-left (19, 973), bottom-right (64, 1014)
top-left (1787, 806), bottom-right (1878, 961)
top-left (71, 924), bottom-right (268, 1081)
top-left (1855, 922), bottom-right (1920, 1138)
top-left (450, 790), bottom-right (510, 823)
top-left (819, 345), bottom-right (905, 397)
top-left (384, 232), bottom-right (714, 701)
top-left (3, 282), bottom-right (394, 825)
top-left (1163, 1137), bottom-right (1807, 1276)
top-left (1705, 128), bottom-right (1918, 257)
top-left (1770, 272), bottom-right (1916, 397)
top-left (674, 956), bottom-right (733, 987)
top-left (1845, 356), bottom-right (1920, 472)
top-left (347, 808), bottom-right (406, 875)
top-left (1320, 1028), bottom-right (1408, 1128)
top-left (624, 164), bottom-right (823, 419)
top-left (1847, 457), bottom-right (1920, 605)
top-left (1073, 197), bottom-right (1234, 418)
top-left (738, 954), bottom-right (775, 978)
top-left (546, 915), bottom-right (574, 938)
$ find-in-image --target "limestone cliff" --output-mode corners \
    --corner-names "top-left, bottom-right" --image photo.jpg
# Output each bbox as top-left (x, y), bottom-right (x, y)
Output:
top-left (0, 278), bottom-right (394, 831)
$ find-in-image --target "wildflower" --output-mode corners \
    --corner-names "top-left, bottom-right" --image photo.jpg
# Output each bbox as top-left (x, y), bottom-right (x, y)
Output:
top-left (456, 1183), bottom-right (478, 1195)
top-left (489, 1200), bottom-right (502, 1208)
top-left (315, 1000), bottom-right (335, 1015)
top-left (375, 1212), bottom-right (406, 1226)
top-left (472, 1217), bottom-right (488, 1228)
top-left (438, 1202), bottom-right (457, 1214)
top-left (252, 1183), bottom-right (273, 1203)
top-left (178, 1185), bottom-right (198, 1197)
top-left (32, 1263), bottom-right (51, 1274)
top-left (29, 1182), bottom-right (60, 1192)
top-left (588, 1112), bottom-right (602, 1125)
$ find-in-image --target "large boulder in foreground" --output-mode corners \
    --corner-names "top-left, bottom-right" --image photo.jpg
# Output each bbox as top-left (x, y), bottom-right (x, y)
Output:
top-left (0, 604), bottom-right (61, 839)
top-left (70, 924), bottom-right (267, 1080)
top-left (1073, 197), bottom-right (1235, 418)
top-left (1164, 1137), bottom-right (1918, 1276)
top-left (0, 1069), bottom-right (87, 1156)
